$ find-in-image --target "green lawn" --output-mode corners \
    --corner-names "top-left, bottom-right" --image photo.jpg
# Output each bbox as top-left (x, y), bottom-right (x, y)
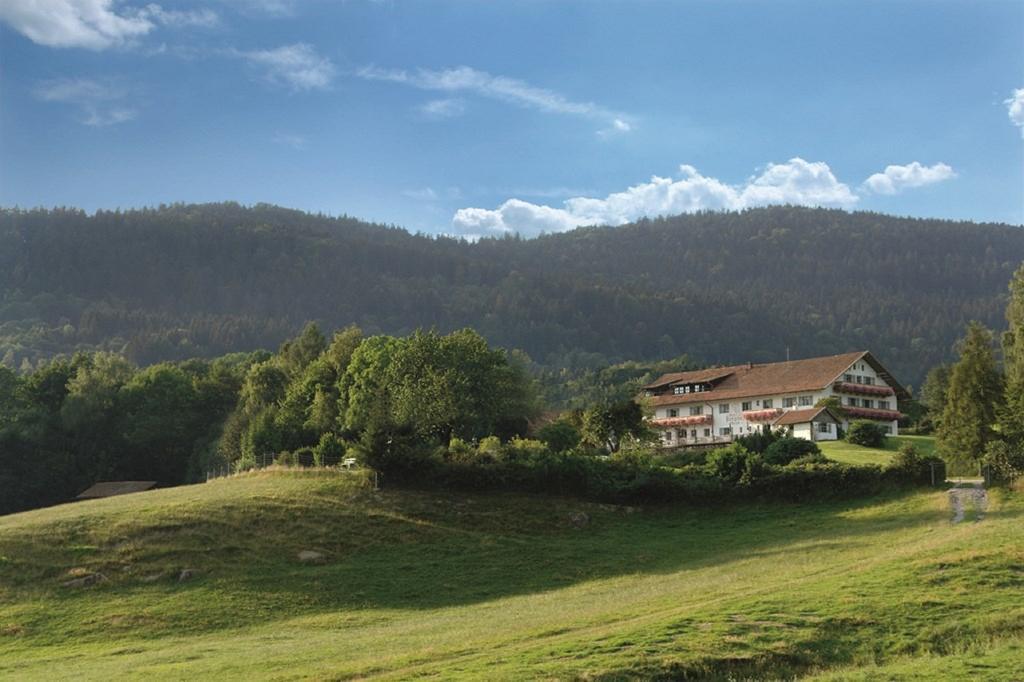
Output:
top-left (0, 468), bottom-right (1021, 679)
top-left (820, 434), bottom-right (937, 467)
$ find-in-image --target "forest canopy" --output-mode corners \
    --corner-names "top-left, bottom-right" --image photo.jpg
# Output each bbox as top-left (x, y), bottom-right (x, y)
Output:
top-left (1, 202), bottom-right (1022, 388)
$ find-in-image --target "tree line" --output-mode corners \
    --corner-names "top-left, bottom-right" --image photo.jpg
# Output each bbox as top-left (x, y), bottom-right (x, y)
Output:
top-left (2, 202), bottom-right (1022, 389)
top-left (916, 265), bottom-right (1024, 479)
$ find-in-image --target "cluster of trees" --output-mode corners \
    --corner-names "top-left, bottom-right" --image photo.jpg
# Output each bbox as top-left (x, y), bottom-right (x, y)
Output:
top-left (0, 352), bottom-right (256, 514)
top-left (924, 265), bottom-right (1024, 481)
top-left (216, 324), bottom-right (540, 474)
top-left (3, 203), bottom-right (1022, 389)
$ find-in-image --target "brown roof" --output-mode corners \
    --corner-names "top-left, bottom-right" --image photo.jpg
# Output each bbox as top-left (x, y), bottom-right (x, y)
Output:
top-left (773, 406), bottom-right (841, 426)
top-left (77, 481), bottom-right (157, 499)
top-left (643, 351), bottom-right (908, 406)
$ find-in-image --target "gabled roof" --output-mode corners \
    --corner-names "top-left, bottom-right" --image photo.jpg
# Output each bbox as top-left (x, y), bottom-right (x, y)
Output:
top-left (643, 351), bottom-right (909, 406)
top-left (77, 481), bottom-right (157, 499)
top-left (773, 406), bottom-right (841, 426)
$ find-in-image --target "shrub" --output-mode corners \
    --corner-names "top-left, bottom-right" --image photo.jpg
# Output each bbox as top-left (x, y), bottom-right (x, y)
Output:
top-left (763, 437), bottom-right (821, 466)
top-left (536, 420), bottom-right (581, 453)
top-left (275, 450), bottom-right (300, 467)
top-left (705, 443), bottom-right (756, 483)
top-left (312, 432), bottom-right (346, 467)
top-left (982, 440), bottom-right (1024, 487)
top-left (735, 428), bottom-right (786, 454)
top-left (847, 420), bottom-right (886, 447)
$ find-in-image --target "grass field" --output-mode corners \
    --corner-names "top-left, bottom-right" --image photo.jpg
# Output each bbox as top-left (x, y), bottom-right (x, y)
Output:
top-left (820, 434), bottom-right (937, 467)
top-left (0, 468), bottom-right (1021, 679)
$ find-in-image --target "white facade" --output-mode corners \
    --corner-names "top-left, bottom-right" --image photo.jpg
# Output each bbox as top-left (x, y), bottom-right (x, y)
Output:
top-left (646, 354), bottom-right (901, 448)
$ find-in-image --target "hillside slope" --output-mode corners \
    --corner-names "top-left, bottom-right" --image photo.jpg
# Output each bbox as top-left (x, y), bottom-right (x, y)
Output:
top-left (0, 471), bottom-right (1021, 679)
top-left (2, 204), bottom-right (1021, 385)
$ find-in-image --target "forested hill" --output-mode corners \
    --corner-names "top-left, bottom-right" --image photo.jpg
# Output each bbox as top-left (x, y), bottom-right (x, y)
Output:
top-left (1, 203), bottom-right (1021, 387)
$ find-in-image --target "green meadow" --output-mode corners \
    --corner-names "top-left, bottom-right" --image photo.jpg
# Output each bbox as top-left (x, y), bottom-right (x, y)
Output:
top-left (0, 469), bottom-right (1020, 680)
top-left (820, 435), bottom-right (938, 467)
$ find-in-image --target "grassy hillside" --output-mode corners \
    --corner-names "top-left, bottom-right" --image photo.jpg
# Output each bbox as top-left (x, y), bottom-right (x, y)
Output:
top-left (0, 470), bottom-right (1021, 679)
top-left (820, 435), bottom-right (937, 467)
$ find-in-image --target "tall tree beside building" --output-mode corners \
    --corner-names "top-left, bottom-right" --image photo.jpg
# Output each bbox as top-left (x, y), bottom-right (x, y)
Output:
top-left (919, 364), bottom-right (951, 429)
top-left (1000, 264), bottom-right (1024, 445)
top-left (937, 322), bottom-right (1003, 472)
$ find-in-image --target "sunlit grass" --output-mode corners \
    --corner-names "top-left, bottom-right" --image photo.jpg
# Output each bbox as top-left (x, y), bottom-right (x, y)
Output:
top-left (0, 468), bottom-right (1020, 679)
top-left (820, 434), bottom-right (937, 467)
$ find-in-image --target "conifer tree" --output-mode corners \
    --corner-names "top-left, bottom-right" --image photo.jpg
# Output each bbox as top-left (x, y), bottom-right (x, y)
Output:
top-left (937, 322), bottom-right (1003, 472)
top-left (1000, 264), bottom-right (1024, 444)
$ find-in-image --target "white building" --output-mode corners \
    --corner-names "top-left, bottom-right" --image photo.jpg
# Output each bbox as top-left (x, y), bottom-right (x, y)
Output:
top-left (640, 351), bottom-right (909, 448)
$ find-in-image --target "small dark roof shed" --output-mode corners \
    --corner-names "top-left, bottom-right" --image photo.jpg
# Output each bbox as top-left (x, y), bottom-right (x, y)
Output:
top-left (77, 481), bottom-right (157, 500)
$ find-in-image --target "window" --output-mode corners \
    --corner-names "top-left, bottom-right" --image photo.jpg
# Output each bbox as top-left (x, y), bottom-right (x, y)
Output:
top-left (818, 422), bottom-right (831, 433)
top-left (878, 400), bottom-right (890, 410)
top-left (690, 406), bottom-right (703, 416)
top-left (855, 375), bottom-right (863, 384)
top-left (703, 428), bottom-right (711, 437)
top-left (843, 373), bottom-right (853, 382)
top-left (863, 399), bottom-right (875, 409)
top-left (668, 408), bottom-right (678, 418)
top-left (864, 376), bottom-right (875, 385)
top-left (799, 395), bottom-right (813, 406)
top-left (719, 403), bottom-right (730, 414)
top-left (719, 427), bottom-right (732, 436)
top-left (677, 429), bottom-right (686, 440)
top-left (763, 399), bottom-right (774, 409)
top-left (663, 431), bottom-right (673, 443)
top-left (783, 397), bottom-right (796, 408)
top-left (742, 401), bottom-right (752, 411)
top-left (690, 429), bottom-right (697, 439)
top-left (847, 397), bottom-right (857, 406)
top-left (882, 425), bottom-right (893, 434)
top-left (673, 386), bottom-right (684, 395)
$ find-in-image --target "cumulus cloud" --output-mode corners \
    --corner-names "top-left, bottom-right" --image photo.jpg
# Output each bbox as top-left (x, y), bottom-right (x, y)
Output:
top-left (418, 98), bottom-right (466, 119)
top-left (358, 65), bottom-right (629, 132)
top-left (236, 43), bottom-right (335, 90)
top-left (862, 162), bottom-right (956, 195)
top-left (452, 158), bottom-right (860, 239)
top-left (0, 0), bottom-right (153, 49)
top-left (33, 77), bottom-right (136, 126)
top-left (0, 1), bottom-right (217, 50)
top-left (1007, 88), bottom-right (1024, 136)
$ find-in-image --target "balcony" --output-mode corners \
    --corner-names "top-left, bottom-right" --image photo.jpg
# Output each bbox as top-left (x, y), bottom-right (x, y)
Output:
top-left (833, 381), bottom-right (894, 397)
top-left (741, 408), bottom-right (783, 423)
top-left (844, 406), bottom-right (903, 421)
top-left (651, 414), bottom-right (713, 427)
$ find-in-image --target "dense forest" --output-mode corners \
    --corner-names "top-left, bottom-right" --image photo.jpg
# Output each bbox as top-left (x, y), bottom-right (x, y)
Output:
top-left (1, 203), bottom-right (1021, 388)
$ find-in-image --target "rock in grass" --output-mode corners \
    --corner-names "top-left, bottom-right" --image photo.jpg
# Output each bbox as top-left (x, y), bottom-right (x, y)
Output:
top-left (297, 550), bottom-right (325, 563)
top-left (62, 572), bottom-right (107, 588)
top-left (568, 511), bottom-right (590, 528)
top-left (178, 568), bottom-right (201, 582)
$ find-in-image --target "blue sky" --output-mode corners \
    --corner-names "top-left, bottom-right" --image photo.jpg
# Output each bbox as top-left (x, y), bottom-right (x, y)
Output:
top-left (1, 0), bottom-right (1022, 237)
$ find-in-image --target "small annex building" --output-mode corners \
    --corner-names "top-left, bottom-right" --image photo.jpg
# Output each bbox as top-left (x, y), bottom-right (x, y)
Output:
top-left (640, 350), bottom-right (909, 448)
top-left (772, 405), bottom-right (842, 442)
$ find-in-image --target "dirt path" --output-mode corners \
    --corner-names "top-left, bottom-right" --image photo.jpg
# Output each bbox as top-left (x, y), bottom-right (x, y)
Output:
top-left (948, 481), bottom-right (988, 523)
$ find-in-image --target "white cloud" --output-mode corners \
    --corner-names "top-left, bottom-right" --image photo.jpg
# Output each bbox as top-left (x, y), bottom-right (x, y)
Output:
top-left (403, 188), bottom-right (438, 201)
top-left (272, 132), bottom-right (306, 149)
top-left (0, 1), bottom-right (218, 50)
top-left (358, 65), bottom-right (629, 132)
top-left (1007, 88), bottom-right (1024, 137)
top-left (139, 4), bottom-right (219, 28)
top-left (33, 77), bottom-right (136, 126)
top-left (452, 158), bottom-right (859, 239)
top-left (0, 0), bottom-right (153, 49)
top-left (237, 43), bottom-right (335, 90)
top-left (862, 162), bottom-right (956, 195)
top-left (418, 98), bottom-right (466, 119)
